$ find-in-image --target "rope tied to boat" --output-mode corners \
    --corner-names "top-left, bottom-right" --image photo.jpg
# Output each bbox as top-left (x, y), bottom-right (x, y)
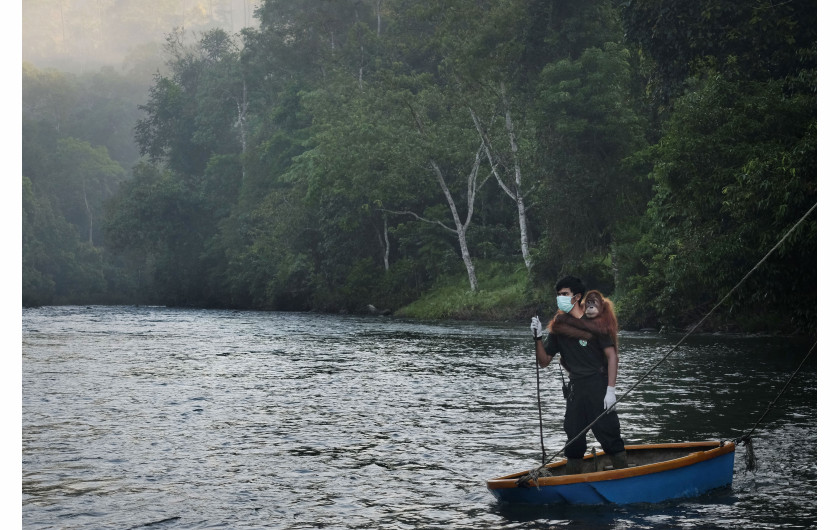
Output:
top-left (741, 436), bottom-right (757, 472)
top-left (518, 202), bottom-right (816, 486)
top-left (732, 342), bottom-right (816, 473)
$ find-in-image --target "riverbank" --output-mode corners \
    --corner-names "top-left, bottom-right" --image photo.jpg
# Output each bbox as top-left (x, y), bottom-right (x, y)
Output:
top-left (391, 266), bottom-right (807, 335)
top-left (393, 262), bottom-right (547, 322)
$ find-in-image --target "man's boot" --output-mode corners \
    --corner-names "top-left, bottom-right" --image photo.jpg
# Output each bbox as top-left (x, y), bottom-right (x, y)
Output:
top-left (609, 450), bottom-right (628, 470)
top-left (565, 457), bottom-right (583, 475)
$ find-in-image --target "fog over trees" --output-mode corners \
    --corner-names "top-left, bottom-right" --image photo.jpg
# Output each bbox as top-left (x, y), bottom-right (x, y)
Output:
top-left (23, 0), bottom-right (258, 72)
top-left (22, 0), bottom-right (817, 334)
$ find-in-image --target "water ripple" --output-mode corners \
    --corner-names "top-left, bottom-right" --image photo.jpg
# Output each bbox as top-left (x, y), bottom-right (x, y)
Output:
top-left (23, 307), bottom-right (816, 528)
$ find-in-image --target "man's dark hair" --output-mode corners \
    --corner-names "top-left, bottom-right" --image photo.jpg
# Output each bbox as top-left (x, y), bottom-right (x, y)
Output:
top-left (555, 276), bottom-right (586, 296)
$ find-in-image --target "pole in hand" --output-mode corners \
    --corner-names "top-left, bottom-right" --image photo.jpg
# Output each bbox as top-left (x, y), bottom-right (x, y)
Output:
top-left (534, 314), bottom-right (547, 466)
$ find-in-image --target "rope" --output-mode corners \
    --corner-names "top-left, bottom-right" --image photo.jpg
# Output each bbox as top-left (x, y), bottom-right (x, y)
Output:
top-left (733, 342), bottom-right (816, 471)
top-left (517, 202), bottom-right (816, 486)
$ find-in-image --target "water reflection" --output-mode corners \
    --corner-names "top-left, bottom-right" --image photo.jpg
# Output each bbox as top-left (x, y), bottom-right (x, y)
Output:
top-left (23, 307), bottom-right (816, 529)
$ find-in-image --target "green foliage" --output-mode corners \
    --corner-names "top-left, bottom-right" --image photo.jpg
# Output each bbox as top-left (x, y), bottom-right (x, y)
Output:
top-left (607, 0), bottom-right (817, 334)
top-left (52, 138), bottom-right (126, 244)
top-left (23, 63), bottom-right (146, 170)
top-left (22, 0), bottom-right (816, 335)
top-left (530, 36), bottom-right (648, 285)
top-left (206, 182), bottom-right (317, 309)
top-left (23, 176), bottom-right (108, 306)
top-left (104, 163), bottom-right (216, 306)
top-left (396, 261), bottom-right (533, 320)
top-left (22, 65), bottom-right (140, 305)
top-left (622, 0), bottom-right (816, 103)
top-left (614, 75), bottom-right (815, 332)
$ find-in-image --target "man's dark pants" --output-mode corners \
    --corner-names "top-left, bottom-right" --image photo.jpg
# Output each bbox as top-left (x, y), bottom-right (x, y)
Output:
top-left (563, 373), bottom-right (625, 459)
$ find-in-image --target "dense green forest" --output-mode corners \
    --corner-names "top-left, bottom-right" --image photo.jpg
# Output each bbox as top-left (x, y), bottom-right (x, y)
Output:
top-left (22, 0), bottom-right (816, 334)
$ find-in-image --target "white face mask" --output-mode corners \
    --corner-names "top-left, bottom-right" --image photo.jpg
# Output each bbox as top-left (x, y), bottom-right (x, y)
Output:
top-left (556, 295), bottom-right (575, 312)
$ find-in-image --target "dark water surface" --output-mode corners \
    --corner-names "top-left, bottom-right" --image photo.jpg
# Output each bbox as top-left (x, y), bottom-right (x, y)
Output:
top-left (22, 306), bottom-right (817, 529)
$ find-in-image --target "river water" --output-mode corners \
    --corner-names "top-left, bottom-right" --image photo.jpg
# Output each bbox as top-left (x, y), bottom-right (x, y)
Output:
top-left (22, 306), bottom-right (817, 529)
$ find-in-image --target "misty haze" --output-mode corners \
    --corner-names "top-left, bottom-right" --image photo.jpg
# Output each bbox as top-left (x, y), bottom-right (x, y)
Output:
top-left (23, 0), bottom-right (257, 72)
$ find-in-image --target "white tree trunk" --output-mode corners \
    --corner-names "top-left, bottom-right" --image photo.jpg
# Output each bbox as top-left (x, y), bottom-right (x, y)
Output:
top-left (381, 213), bottom-right (390, 272)
top-left (82, 179), bottom-right (93, 244)
top-left (401, 101), bottom-right (483, 291)
top-left (469, 82), bottom-right (533, 270)
top-left (234, 80), bottom-right (248, 184)
top-left (515, 193), bottom-right (531, 269)
top-left (359, 43), bottom-right (365, 89)
top-left (430, 156), bottom-right (479, 292)
top-left (503, 90), bottom-right (533, 270)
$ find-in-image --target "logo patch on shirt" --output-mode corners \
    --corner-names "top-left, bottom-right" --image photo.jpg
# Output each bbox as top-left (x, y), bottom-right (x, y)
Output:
top-left (579, 339), bottom-right (588, 347)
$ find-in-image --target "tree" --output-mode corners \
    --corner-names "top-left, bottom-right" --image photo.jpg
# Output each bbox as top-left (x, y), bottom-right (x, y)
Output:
top-left (104, 163), bottom-right (215, 305)
top-left (617, 75), bottom-right (815, 331)
top-left (22, 63), bottom-right (77, 135)
top-left (615, 0), bottom-right (816, 332)
top-left (431, 0), bottom-right (539, 271)
top-left (33, 0), bottom-right (812, 334)
top-left (135, 26), bottom-right (260, 186)
top-left (23, 176), bottom-right (108, 305)
top-left (22, 63), bottom-right (144, 306)
top-left (247, 0), bottom-right (491, 298)
top-left (23, 62), bottom-right (147, 171)
top-left (622, 0), bottom-right (817, 103)
top-left (50, 138), bottom-right (126, 245)
top-left (399, 84), bottom-right (488, 292)
top-left (529, 5), bottom-right (647, 290)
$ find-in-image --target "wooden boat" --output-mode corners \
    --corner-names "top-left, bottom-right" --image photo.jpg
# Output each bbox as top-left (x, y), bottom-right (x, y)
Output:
top-left (487, 441), bottom-right (735, 505)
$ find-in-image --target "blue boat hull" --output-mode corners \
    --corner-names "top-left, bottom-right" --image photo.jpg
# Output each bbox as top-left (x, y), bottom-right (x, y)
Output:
top-left (487, 441), bottom-right (735, 505)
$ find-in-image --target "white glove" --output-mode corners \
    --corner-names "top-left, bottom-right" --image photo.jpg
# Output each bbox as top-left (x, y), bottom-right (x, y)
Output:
top-left (604, 386), bottom-right (617, 412)
top-left (530, 316), bottom-right (543, 338)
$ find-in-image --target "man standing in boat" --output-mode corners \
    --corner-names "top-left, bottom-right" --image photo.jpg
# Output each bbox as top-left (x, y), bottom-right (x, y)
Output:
top-left (530, 276), bottom-right (627, 474)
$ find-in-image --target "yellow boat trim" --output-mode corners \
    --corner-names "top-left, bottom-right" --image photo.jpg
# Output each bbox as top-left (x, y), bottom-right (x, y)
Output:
top-left (487, 441), bottom-right (736, 490)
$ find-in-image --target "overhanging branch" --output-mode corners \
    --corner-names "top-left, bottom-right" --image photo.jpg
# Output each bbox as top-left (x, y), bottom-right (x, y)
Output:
top-left (379, 208), bottom-right (456, 234)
